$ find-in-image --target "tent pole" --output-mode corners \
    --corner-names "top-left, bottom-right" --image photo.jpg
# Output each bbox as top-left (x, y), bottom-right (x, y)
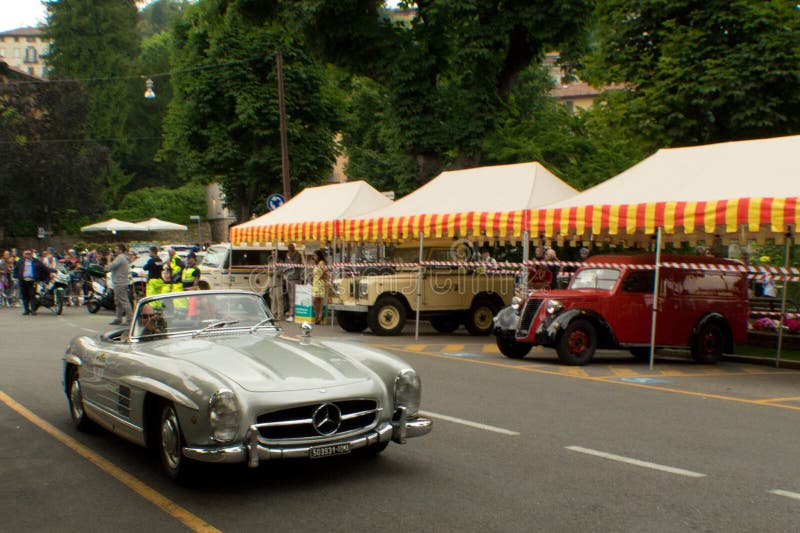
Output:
top-left (331, 234), bottom-right (338, 327)
top-left (415, 232), bottom-right (424, 341)
top-left (521, 230), bottom-right (530, 296)
top-left (648, 227), bottom-right (663, 370)
top-left (775, 230), bottom-right (793, 368)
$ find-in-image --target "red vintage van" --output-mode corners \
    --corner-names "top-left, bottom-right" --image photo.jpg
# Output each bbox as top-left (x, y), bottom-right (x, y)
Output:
top-left (493, 254), bottom-right (750, 365)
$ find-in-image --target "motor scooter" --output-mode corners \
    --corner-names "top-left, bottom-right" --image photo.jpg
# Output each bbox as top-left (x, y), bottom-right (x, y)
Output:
top-left (33, 265), bottom-right (70, 315)
top-left (84, 264), bottom-right (116, 314)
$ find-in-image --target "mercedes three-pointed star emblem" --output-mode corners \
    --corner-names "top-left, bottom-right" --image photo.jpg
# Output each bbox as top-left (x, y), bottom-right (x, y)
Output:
top-left (312, 403), bottom-right (342, 436)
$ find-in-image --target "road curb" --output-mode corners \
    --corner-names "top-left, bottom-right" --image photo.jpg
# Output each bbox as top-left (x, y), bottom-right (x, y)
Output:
top-left (723, 353), bottom-right (800, 370)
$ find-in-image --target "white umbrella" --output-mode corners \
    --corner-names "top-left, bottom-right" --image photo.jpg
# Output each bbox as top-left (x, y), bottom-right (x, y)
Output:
top-left (81, 218), bottom-right (143, 233)
top-left (135, 218), bottom-right (189, 231)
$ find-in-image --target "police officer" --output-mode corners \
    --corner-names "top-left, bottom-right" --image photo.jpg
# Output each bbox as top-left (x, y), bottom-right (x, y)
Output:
top-left (142, 246), bottom-right (164, 298)
top-left (181, 252), bottom-right (201, 291)
top-left (161, 247), bottom-right (185, 294)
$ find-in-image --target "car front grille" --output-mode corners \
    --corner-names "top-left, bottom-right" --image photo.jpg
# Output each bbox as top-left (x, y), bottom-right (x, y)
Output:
top-left (517, 298), bottom-right (544, 337)
top-left (255, 399), bottom-right (380, 442)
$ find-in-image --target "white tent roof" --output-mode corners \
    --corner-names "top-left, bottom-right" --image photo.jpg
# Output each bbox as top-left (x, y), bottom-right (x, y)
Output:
top-left (354, 162), bottom-right (578, 219)
top-left (81, 218), bottom-right (142, 233)
top-left (543, 135), bottom-right (800, 209)
top-left (135, 218), bottom-right (188, 231)
top-left (233, 181), bottom-right (392, 229)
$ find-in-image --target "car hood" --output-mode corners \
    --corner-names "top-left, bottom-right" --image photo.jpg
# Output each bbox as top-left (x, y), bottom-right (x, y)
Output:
top-left (147, 334), bottom-right (373, 392)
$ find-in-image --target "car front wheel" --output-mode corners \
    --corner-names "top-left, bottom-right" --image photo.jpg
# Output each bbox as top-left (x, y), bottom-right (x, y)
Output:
top-left (367, 296), bottom-right (406, 336)
top-left (497, 336), bottom-right (533, 359)
top-left (159, 403), bottom-right (195, 483)
top-left (556, 319), bottom-right (597, 366)
top-left (67, 367), bottom-right (94, 431)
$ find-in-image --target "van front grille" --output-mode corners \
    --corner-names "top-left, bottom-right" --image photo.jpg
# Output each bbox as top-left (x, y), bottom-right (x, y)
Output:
top-left (517, 299), bottom-right (544, 337)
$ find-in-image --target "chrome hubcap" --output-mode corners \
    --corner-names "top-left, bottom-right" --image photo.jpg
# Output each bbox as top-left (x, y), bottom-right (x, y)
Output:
top-left (70, 379), bottom-right (84, 420)
top-left (161, 409), bottom-right (181, 470)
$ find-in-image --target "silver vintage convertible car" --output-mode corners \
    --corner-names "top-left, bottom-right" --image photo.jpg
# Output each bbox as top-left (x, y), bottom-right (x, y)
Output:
top-left (63, 290), bottom-right (432, 482)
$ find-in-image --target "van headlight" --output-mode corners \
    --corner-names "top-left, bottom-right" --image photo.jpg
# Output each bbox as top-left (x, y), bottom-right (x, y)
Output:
top-left (511, 296), bottom-right (522, 310)
top-left (546, 300), bottom-right (564, 315)
top-left (209, 389), bottom-right (239, 443)
top-left (358, 279), bottom-right (369, 298)
top-left (394, 369), bottom-right (421, 418)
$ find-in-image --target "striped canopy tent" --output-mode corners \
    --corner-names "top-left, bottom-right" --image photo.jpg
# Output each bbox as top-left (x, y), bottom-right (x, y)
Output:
top-left (528, 135), bottom-right (800, 246)
top-left (229, 181), bottom-right (393, 245)
top-left (339, 162), bottom-right (578, 242)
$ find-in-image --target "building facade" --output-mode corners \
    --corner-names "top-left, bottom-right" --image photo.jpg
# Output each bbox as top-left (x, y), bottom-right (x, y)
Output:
top-left (0, 27), bottom-right (49, 79)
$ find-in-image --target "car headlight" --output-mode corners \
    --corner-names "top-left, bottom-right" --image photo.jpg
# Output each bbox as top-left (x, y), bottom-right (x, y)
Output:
top-left (358, 279), bottom-right (369, 298)
top-left (209, 389), bottom-right (239, 443)
top-left (394, 369), bottom-right (421, 418)
top-left (546, 300), bottom-right (563, 315)
top-left (511, 296), bottom-right (522, 311)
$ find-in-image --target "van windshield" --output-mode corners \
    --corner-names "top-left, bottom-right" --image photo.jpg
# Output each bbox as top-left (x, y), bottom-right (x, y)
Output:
top-left (201, 246), bottom-right (228, 269)
top-left (570, 268), bottom-right (621, 290)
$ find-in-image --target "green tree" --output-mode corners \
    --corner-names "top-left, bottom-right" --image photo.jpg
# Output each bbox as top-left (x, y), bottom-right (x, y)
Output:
top-left (162, 0), bottom-right (342, 222)
top-left (0, 77), bottom-right (108, 238)
top-left (138, 0), bottom-right (187, 38)
top-left (586, 0), bottom-right (800, 150)
top-left (110, 182), bottom-right (206, 224)
top-left (45, 0), bottom-right (142, 203)
top-left (303, 0), bottom-right (591, 185)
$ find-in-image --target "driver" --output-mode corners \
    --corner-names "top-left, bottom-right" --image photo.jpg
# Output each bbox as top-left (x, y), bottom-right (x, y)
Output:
top-left (138, 303), bottom-right (167, 336)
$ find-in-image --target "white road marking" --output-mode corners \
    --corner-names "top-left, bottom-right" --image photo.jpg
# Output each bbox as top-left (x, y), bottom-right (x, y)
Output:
top-left (566, 446), bottom-right (706, 478)
top-left (80, 328), bottom-right (97, 333)
top-left (419, 410), bottom-right (519, 436)
top-left (769, 489), bottom-right (800, 501)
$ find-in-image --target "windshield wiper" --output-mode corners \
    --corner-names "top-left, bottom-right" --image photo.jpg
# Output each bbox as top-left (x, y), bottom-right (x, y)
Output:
top-left (249, 317), bottom-right (276, 333)
top-left (192, 319), bottom-right (240, 338)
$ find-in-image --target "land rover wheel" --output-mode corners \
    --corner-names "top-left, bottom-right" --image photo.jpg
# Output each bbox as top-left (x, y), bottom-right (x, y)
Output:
top-left (465, 296), bottom-right (500, 336)
top-left (556, 319), bottom-right (597, 365)
top-left (691, 321), bottom-right (725, 364)
top-left (367, 296), bottom-right (406, 336)
top-left (497, 336), bottom-right (532, 359)
top-left (337, 311), bottom-right (368, 332)
top-left (431, 316), bottom-right (459, 333)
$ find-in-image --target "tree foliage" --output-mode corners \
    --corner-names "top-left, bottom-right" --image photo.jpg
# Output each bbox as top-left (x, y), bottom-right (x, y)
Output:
top-left (110, 182), bottom-right (205, 224)
top-left (162, 0), bottom-right (342, 221)
top-left (0, 79), bottom-right (109, 238)
top-left (586, 0), bottom-right (800, 150)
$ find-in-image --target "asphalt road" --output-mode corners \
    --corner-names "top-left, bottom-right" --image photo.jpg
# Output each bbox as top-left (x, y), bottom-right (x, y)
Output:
top-left (2, 305), bottom-right (800, 532)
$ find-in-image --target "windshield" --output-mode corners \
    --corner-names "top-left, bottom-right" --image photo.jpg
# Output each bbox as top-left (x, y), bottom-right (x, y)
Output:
top-left (132, 292), bottom-right (273, 339)
top-left (201, 246), bottom-right (228, 269)
top-left (569, 268), bottom-right (621, 290)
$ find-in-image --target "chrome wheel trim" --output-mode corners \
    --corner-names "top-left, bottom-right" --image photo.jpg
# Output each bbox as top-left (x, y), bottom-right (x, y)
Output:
top-left (161, 408), bottom-right (182, 471)
top-left (69, 379), bottom-right (84, 421)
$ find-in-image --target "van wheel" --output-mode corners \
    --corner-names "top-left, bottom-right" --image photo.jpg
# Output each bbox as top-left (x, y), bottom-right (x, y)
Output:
top-left (465, 296), bottom-right (500, 336)
top-left (497, 337), bottom-right (532, 359)
top-left (431, 316), bottom-right (459, 333)
top-left (556, 319), bottom-right (597, 365)
top-left (337, 311), bottom-right (368, 332)
top-left (691, 322), bottom-right (725, 364)
top-left (368, 296), bottom-right (406, 336)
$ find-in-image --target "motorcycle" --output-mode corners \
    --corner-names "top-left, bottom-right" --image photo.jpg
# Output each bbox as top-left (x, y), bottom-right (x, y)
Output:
top-left (33, 265), bottom-right (70, 315)
top-left (84, 264), bottom-right (116, 314)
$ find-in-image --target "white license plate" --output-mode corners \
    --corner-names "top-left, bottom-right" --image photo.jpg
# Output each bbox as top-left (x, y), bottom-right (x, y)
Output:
top-left (309, 443), bottom-right (351, 459)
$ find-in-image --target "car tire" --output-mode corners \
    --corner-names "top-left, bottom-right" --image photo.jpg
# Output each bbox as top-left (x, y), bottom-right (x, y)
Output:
top-left (367, 296), bottom-right (406, 336)
top-left (691, 321), bottom-right (725, 364)
top-left (556, 319), bottom-right (597, 366)
top-left (431, 316), bottom-right (460, 333)
top-left (465, 295), bottom-right (500, 336)
top-left (337, 311), bottom-right (368, 333)
top-left (158, 402), bottom-right (195, 483)
top-left (497, 336), bottom-right (532, 359)
top-left (67, 367), bottom-right (94, 431)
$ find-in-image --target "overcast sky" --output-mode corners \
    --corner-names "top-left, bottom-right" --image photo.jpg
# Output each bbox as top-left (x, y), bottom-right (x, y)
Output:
top-left (0, 0), bottom-right (47, 33)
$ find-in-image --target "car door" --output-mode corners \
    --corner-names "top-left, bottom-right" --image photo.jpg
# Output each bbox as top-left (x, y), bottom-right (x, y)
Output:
top-left (611, 270), bottom-right (656, 344)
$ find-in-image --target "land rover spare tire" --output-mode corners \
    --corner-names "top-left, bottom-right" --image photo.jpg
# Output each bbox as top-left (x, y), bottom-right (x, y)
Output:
top-left (556, 319), bottom-right (597, 365)
top-left (336, 311), bottom-right (368, 333)
top-left (367, 296), bottom-right (406, 336)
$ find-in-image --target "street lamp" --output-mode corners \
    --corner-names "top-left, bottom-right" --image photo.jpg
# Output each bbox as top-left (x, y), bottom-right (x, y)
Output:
top-left (190, 215), bottom-right (201, 246)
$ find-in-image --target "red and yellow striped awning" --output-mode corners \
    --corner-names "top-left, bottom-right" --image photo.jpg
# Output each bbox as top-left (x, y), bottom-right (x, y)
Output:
top-left (230, 197), bottom-right (798, 245)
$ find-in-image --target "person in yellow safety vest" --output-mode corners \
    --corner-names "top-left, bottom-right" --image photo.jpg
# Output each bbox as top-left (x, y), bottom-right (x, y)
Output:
top-left (181, 252), bottom-right (201, 291)
top-left (160, 247), bottom-right (185, 294)
top-left (143, 246), bottom-right (164, 298)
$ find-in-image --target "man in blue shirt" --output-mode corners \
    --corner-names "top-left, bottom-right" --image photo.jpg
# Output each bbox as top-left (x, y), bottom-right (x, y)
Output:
top-left (12, 249), bottom-right (48, 315)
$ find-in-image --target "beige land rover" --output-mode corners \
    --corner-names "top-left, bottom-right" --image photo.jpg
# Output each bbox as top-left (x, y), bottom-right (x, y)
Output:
top-left (328, 242), bottom-right (516, 336)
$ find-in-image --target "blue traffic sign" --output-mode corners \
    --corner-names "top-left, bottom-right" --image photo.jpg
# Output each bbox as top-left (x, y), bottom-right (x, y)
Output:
top-left (267, 193), bottom-right (286, 211)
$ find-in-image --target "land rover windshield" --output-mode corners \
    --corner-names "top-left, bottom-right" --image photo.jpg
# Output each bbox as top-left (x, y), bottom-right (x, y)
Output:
top-left (201, 245), bottom-right (228, 269)
top-left (569, 268), bottom-right (621, 290)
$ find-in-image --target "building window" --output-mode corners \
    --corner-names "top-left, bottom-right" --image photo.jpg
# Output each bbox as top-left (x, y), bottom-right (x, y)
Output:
top-left (14, 48), bottom-right (22, 58)
top-left (25, 46), bottom-right (37, 63)
top-left (26, 37), bottom-right (36, 43)
top-left (28, 67), bottom-right (34, 75)
top-left (565, 100), bottom-right (575, 113)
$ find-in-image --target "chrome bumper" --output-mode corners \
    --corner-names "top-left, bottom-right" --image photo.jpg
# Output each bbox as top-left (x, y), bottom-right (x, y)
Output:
top-left (183, 415), bottom-right (433, 468)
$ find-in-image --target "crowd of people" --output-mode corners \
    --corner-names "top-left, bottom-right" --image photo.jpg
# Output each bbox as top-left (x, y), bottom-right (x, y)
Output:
top-left (0, 244), bottom-right (202, 323)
